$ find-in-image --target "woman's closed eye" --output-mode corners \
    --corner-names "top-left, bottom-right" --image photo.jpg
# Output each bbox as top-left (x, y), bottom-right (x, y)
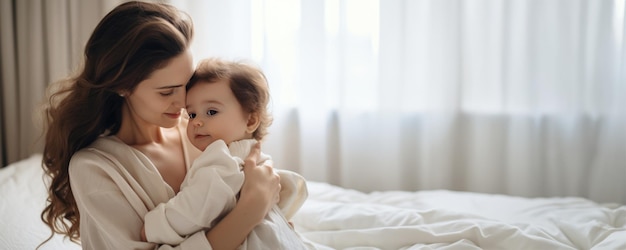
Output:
top-left (159, 90), bottom-right (174, 96)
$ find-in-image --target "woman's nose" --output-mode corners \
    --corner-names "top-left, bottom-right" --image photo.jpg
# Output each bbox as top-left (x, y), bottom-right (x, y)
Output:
top-left (173, 90), bottom-right (186, 109)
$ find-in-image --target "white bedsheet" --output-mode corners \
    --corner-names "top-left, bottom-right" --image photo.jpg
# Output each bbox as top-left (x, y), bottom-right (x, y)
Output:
top-left (1, 154), bottom-right (625, 250)
top-left (293, 182), bottom-right (626, 250)
top-left (0, 154), bottom-right (81, 250)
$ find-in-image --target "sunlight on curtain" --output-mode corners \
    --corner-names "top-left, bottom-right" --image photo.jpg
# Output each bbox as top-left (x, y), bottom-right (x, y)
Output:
top-left (174, 0), bottom-right (626, 204)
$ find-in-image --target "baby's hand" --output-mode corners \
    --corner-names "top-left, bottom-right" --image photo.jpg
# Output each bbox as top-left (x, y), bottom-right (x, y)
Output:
top-left (240, 142), bottom-right (281, 221)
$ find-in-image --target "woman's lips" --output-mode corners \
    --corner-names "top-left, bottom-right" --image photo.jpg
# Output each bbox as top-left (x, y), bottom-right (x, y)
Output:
top-left (165, 112), bottom-right (181, 119)
top-left (195, 134), bottom-right (210, 139)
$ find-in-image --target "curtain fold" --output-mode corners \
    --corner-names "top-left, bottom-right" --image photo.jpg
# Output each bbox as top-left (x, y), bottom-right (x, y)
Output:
top-left (0, 0), bottom-right (15, 167)
top-left (0, 0), bottom-right (125, 166)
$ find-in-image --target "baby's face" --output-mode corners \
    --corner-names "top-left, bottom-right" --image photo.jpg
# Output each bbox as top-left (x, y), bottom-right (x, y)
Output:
top-left (185, 79), bottom-right (251, 150)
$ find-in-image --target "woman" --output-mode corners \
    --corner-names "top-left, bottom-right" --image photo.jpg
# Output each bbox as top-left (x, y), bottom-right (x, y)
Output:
top-left (40, 1), bottom-right (281, 249)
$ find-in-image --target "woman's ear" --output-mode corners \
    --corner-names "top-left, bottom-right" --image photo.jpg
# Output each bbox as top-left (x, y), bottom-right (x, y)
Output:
top-left (246, 113), bottom-right (261, 134)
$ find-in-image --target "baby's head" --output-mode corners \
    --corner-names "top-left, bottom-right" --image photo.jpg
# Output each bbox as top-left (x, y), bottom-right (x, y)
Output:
top-left (185, 58), bottom-right (272, 150)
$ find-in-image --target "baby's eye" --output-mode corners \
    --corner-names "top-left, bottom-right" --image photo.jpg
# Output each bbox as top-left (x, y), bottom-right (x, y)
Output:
top-left (207, 110), bottom-right (218, 116)
top-left (188, 113), bottom-right (196, 119)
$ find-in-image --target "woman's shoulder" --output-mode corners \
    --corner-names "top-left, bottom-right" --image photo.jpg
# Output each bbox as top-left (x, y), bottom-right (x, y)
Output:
top-left (69, 136), bottom-right (121, 165)
top-left (77, 136), bottom-right (127, 155)
top-left (68, 136), bottom-right (163, 193)
top-left (68, 136), bottom-right (135, 173)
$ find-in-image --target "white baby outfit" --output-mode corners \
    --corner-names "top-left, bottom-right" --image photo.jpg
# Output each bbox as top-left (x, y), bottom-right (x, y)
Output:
top-left (144, 139), bottom-right (312, 250)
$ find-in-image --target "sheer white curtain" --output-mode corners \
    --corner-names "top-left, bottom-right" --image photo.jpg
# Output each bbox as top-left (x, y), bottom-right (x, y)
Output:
top-left (174, 0), bottom-right (626, 204)
top-left (3, 0), bottom-right (622, 204)
top-left (0, 0), bottom-right (626, 203)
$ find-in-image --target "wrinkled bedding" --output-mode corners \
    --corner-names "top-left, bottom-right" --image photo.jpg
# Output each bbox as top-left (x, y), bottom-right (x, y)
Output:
top-left (294, 182), bottom-right (626, 249)
top-left (1, 154), bottom-right (625, 249)
top-left (0, 155), bottom-right (81, 250)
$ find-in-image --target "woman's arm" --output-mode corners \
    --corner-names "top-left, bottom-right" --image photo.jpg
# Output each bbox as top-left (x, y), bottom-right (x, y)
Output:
top-left (276, 170), bottom-right (309, 220)
top-left (205, 142), bottom-right (281, 249)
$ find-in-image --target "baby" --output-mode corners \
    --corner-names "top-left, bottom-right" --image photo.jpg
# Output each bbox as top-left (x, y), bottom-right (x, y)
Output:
top-left (142, 58), bottom-right (312, 249)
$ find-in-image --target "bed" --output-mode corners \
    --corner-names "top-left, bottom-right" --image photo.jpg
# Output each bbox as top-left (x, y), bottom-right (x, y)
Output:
top-left (1, 154), bottom-right (625, 249)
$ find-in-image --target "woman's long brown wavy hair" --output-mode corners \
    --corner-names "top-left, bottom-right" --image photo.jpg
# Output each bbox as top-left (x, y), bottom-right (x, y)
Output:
top-left (40, 1), bottom-right (193, 245)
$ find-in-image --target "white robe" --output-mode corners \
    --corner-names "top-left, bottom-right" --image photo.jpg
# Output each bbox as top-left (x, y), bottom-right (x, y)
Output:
top-left (143, 139), bottom-right (312, 250)
top-left (69, 129), bottom-right (211, 249)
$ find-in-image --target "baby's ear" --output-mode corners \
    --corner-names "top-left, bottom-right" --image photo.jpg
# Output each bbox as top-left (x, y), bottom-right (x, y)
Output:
top-left (246, 112), bottom-right (261, 134)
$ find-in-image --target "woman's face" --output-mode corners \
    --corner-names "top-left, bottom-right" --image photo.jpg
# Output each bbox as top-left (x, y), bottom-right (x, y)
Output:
top-left (185, 79), bottom-right (253, 150)
top-left (125, 50), bottom-right (194, 129)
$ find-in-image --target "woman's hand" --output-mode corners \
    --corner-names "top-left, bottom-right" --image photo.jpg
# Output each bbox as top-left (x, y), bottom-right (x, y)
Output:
top-left (239, 142), bottom-right (281, 223)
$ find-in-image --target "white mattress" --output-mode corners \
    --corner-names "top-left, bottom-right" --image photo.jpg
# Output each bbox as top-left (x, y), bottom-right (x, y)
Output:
top-left (0, 155), bottom-right (81, 250)
top-left (1, 154), bottom-right (625, 249)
